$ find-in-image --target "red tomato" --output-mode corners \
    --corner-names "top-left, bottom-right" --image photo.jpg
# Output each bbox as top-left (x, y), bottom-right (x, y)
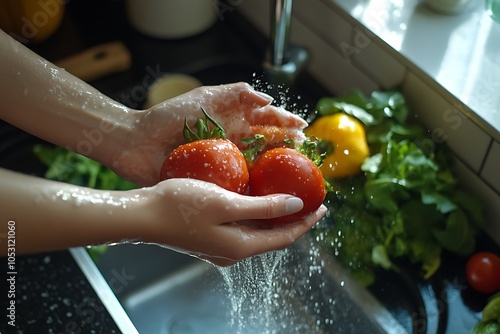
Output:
top-left (248, 147), bottom-right (326, 224)
top-left (465, 252), bottom-right (500, 294)
top-left (160, 139), bottom-right (249, 194)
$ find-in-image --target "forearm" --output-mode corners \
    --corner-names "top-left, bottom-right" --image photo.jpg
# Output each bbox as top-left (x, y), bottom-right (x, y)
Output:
top-left (0, 168), bottom-right (146, 255)
top-left (0, 29), bottom-right (141, 169)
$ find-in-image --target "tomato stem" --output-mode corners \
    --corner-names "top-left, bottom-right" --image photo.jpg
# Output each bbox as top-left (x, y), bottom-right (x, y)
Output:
top-left (183, 107), bottom-right (227, 143)
top-left (298, 137), bottom-right (327, 168)
top-left (241, 134), bottom-right (266, 164)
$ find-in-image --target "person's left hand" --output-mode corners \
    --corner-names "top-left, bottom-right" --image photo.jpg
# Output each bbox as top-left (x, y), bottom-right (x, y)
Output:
top-left (135, 178), bottom-right (327, 266)
top-left (112, 82), bottom-right (308, 187)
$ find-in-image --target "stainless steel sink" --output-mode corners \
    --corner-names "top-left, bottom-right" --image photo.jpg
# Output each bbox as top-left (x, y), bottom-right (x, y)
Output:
top-left (0, 57), bottom-right (410, 333)
top-left (0, 119), bottom-right (413, 334)
top-left (86, 235), bottom-right (407, 334)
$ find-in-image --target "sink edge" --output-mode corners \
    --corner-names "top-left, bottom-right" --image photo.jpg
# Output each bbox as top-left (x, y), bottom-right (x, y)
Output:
top-left (70, 247), bottom-right (139, 334)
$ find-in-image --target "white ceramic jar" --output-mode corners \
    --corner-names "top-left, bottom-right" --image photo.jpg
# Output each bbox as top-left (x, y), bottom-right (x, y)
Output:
top-left (125, 0), bottom-right (218, 39)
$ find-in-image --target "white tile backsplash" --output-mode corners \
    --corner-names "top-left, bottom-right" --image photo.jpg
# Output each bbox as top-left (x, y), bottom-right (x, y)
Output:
top-left (238, 0), bottom-right (268, 35)
top-left (453, 158), bottom-right (500, 245)
top-left (348, 24), bottom-right (406, 90)
top-left (295, 0), bottom-right (406, 90)
top-left (294, 0), bottom-right (352, 48)
top-left (481, 140), bottom-right (500, 193)
top-left (237, 0), bottom-right (500, 243)
top-left (402, 71), bottom-right (491, 173)
top-left (290, 18), bottom-right (380, 96)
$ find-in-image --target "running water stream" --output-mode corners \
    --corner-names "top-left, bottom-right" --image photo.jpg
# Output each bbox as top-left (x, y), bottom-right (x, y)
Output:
top-left (212, 81), bottom-right (329, 333)
top-left (215, 238), bottom-right (331, 334)
top-left (217, 250), bottom-right (286, 334)
top-left (211, 80), bottom-right (371, 333)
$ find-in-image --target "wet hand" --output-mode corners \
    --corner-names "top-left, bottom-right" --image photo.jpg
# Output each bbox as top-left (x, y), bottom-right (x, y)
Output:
top-left (137, 178), bottom-right (327, 266)
top-left (113, 82), bottom-right (307, 187)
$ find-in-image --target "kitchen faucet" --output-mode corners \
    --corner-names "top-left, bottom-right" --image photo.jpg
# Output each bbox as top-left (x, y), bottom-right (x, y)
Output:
top-left (264, 0), bottom-right (309, 88)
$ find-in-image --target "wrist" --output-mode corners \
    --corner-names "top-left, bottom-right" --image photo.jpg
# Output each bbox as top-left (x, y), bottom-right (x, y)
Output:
top-left (0, 169), bottom-right (150, 254)
top-left (49, 186), bottom-right (152, 250)
top-left (75, 104), bottom-right (143, 171)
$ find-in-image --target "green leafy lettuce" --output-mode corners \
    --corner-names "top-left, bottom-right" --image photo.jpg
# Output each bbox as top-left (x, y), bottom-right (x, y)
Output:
top-left (312, 90), bottom-right (483, 286)
top-left (33, 145), bottom-right (136, 190)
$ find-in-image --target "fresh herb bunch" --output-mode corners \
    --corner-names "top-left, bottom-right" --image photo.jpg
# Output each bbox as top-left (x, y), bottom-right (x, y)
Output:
top-left (33, 145), bottom-right (137, 191)
top-left (312, 90), bottom-right (483, 286)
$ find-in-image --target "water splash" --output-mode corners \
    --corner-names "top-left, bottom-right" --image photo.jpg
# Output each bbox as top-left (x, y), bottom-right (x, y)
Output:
top-left (214, 237), bottom-right (335, 334)
top-left (217, 250), bottom-right (286, 334)
top-left (205, 75), bottom-right (375, 333)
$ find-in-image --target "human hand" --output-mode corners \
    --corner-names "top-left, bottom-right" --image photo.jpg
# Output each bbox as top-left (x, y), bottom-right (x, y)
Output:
top-left (112, 82), bottom-right (307, 186)
top-left (137, 178), bottom-right (327, 266)
top-left (0, 168), bottom-right (324, 260)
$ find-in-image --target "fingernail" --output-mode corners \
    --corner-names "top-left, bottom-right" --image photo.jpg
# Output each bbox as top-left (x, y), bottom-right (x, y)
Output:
top-left (285, 197), bottom-right (303, 215)
top-left (241, 90), bottom-right (274, 108)
top-left (254, 91), bottom-right (274, 103)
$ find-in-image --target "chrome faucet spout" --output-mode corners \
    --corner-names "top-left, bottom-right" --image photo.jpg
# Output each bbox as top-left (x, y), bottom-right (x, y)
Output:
top-left (264, 0), bottom-right (309, 88)
top-left (270, 0), bottom-right (293, 67)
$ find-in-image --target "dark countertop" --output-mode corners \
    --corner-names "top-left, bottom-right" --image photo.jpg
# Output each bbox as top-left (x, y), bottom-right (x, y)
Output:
top-left (1, 251), bottom-right (122, 334)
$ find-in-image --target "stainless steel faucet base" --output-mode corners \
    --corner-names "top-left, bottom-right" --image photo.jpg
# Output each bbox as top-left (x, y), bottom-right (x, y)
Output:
top-left (264, 45), bottom-right (309, 88)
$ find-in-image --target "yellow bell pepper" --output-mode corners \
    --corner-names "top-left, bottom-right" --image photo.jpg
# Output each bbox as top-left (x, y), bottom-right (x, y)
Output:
top-left (305, 113), bottom-right (369, 179)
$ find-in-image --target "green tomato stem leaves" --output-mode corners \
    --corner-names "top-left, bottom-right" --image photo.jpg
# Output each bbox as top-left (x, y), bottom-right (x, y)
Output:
top-left (183, 107), bottom-right (226, 143)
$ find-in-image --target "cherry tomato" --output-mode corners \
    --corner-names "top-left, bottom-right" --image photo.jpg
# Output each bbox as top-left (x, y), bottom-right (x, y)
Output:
top-left (160, 139), bottom-right (249, 194)
top-left (465, 252), bottom-right (500, 294)
top-left (248, 147), bottom-right (326, 224)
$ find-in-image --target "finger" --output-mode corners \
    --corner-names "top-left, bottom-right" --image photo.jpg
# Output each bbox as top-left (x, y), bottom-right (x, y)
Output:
top-left (240, 90), bottom-right (274, 108)
top-left (227, 205), bottom-right (327, 260)
top-left (247, 205), bottom-right (327, 249)
top-left (225, 194), bottom-right (304, 222)
top-left (247, 105), bottom-right (308, 129)
top-left (201, 82), bottom-right (262, 112)
top-left (196, 205), bottom-right (326, 265)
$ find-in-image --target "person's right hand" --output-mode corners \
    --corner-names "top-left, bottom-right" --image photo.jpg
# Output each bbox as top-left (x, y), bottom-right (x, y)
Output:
top-left (135, 178), bottom-right (327, 266)
top-left (110, 82), bottom-right (307, 187)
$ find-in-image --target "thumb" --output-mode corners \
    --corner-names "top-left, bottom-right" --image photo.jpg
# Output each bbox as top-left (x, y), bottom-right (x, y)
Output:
top-left (228, 195), bottom-right (304, 221)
